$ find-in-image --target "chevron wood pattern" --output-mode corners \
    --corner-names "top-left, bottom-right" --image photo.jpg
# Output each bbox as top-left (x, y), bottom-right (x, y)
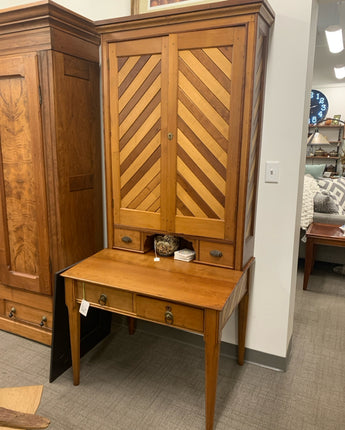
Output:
top-left (176, 47), bottom-right (232, 220)
top-left (118, 53), bottom-right (162, 213)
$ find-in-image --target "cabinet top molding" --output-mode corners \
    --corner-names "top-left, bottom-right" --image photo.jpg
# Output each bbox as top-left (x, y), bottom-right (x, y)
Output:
top-left (0, 0), bottom-right (98, 44)
top-left (96, 0), bottom-right (274, 33)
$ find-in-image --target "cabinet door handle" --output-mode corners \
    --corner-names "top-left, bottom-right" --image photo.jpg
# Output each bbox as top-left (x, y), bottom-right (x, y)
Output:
top-left (40, 316), bottom-right (47, 327)
top-left (8, 307), bottom-right (16, 318)
top-left (121, 236), bottom-right (132, 243)
top-left (210, 249), bottom-right (223, 258)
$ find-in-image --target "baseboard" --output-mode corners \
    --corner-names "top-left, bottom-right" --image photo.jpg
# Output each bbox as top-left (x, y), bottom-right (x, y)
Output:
top-left (115, 317), bottom-right (291, 372)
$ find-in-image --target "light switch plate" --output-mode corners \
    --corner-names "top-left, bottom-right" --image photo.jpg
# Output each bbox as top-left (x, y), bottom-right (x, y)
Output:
top-left (265, 161), bottom-right (280, 183)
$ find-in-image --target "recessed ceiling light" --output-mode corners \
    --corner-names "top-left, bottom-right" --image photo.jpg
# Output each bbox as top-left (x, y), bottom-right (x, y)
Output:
top-left (334, 65), bottom-right (345, 79)
top-left (325, 25), bottom-right (344, 53)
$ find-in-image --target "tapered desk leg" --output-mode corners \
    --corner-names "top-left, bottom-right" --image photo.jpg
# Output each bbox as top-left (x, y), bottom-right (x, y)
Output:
top-left (303, 236), bottom-right (315, 290)
top-left (64, 278), bottom-right (81, 386)
top-left (238, 290), bottom-right (249, 366)
top-left (204, 309), bottom-right (221, 430)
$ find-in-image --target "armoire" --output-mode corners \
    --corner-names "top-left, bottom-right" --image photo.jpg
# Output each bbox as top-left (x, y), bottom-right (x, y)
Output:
top-left (0, 1), bottom-right (103, 345)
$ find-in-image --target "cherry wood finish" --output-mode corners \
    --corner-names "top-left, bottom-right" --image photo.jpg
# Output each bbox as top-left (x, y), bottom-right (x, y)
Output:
top-left (62, 249), bottom-right (253, 429)
top-left (0, 1), bottom-right (103, 345)
top-left (303, 223), bottom-right (345, 290)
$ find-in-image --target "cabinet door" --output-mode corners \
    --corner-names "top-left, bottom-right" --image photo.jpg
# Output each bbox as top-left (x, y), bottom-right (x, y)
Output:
top-left (173, 27), bottom-right (246, 240)
top-left (0, 54), bottom-right (50, 294)
top-left (107, 37), bottom-right (168, 235)
top-left (107, 26), bottom-right (246, 241)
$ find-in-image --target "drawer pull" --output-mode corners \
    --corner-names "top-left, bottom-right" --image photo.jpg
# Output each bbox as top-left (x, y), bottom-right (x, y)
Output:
top-left (121, 236), bottom-right (132, 244)
top-left (8, 307), bottom-right (16, 318)
top-left (98, 294), bottom-right (107, 306)
top-left (40, 316), bottom-right (47, 327)
top-left (165, 306), bottom-right (174, 325)
top-left (210, 249), bottom-right (223, 258)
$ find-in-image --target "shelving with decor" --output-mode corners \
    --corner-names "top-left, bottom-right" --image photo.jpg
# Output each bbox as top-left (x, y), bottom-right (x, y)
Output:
top-left (307, 124), bottom-right (344, 176)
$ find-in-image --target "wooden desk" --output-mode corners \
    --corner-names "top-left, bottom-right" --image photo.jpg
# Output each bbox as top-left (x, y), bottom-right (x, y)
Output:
top-left (62, 249), bottom-right (253, 430)
top-left (303, 223), bottom-right (345, 290)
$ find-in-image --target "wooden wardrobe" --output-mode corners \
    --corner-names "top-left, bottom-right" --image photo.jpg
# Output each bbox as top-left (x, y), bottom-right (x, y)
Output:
top-left (97, 0), bottom-right (274, 270)
top-left (0, 1), bottom-right (103, 345)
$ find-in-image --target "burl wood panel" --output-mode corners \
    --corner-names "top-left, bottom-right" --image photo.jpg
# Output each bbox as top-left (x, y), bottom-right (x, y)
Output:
top-left (0, 54), bottom-right (50, 294)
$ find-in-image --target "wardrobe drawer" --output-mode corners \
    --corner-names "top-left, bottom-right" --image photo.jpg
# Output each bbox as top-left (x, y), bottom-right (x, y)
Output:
top-left (76, 281), bottom-right (133, 313)
top-left (4, 301), bottom-right (52, 329)
top-left (136, 296), bottom-right (204, 333)
top-left (198, 241), bottom-right (234, 268)
top-left (114, 229), bottom-right (153, 252)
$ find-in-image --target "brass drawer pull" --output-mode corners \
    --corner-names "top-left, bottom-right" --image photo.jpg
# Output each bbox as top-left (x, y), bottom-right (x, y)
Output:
top-left (165, 306), bottom-right (174, 325)
top-left (8, 307), bottom-right (16, 318)
top-left (121, 236), bottom-right (132, 243)
top-left (98, 294), bottom-right (107, 306)
top-left (210, 249), bottom-right (223, 258)
top-left (40, 316), bottom-right (47, 327)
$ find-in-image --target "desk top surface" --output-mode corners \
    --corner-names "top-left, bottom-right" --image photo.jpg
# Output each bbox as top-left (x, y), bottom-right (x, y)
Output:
top-left (62, 249), bottom-right (249, 310)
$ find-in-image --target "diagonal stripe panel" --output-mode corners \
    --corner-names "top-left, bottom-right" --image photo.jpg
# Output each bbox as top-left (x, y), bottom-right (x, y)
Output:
top-left (117, 53), bottom-right (162, 213)
top-left (177, 46), bottom-right (232, 220)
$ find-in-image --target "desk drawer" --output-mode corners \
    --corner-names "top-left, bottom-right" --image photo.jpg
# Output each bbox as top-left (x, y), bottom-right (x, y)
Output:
top-left (76, 282), bottom-right (133, 313)
top-left (198, 241), bottom-right (234, 268)
top-left (136, 296), bottom-right (204, 333)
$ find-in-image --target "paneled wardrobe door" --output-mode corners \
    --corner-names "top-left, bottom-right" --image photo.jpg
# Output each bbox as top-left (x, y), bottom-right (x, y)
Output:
top-left (0, 53), bottom-right (50, 295)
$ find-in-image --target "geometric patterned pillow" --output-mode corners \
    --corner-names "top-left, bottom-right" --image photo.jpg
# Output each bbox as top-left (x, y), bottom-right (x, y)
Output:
top-left (317, 178), bottom-right (345, 214)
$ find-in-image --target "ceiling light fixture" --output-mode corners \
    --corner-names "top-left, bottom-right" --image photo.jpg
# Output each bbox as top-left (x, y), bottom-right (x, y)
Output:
top-left (325, 25), bottom-right (344, 53)
top-left (334, 65), bottom-right (345, 79)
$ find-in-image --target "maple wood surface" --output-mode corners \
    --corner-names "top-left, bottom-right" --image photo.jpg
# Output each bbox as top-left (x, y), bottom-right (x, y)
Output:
top-left (62, 249), bottom-right (245, 310)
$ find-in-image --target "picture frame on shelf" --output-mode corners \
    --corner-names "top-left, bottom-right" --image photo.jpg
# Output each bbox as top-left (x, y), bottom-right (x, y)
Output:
top-left (132, 0), bottom-right (222, 14)
top-left (332, 114), bottom-right (341, 125)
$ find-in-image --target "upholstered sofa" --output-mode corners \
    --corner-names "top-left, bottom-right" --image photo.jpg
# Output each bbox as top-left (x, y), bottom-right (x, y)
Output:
top-left (300, 174), bottom-right (345, 264)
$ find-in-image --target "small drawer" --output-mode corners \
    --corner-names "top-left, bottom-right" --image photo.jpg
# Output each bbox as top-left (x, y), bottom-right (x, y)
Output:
top-left (114, 229), bottom-right (153, 253)
top-left (198, 241), bottom-right (234, 268)
top-left (4, 301), bottom-right (52, 329)
top-left (76, 282), bottom-right (133, 313)
top-left (136, 296), bottom-right (204, 333)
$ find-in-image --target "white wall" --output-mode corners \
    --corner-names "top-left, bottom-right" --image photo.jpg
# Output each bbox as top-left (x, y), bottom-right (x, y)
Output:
top-left (0, 0), bottom-right (130, 20)
top-left (312, 86), bottom-right (345, 119)
top-left (0, 0), bottom-right (316, 361)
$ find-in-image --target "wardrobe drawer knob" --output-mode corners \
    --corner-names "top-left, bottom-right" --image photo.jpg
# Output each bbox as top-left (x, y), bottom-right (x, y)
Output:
top-left (8, 307), bottom-right (16, 318)
top-left (40, 316), bottom-right (47, 327)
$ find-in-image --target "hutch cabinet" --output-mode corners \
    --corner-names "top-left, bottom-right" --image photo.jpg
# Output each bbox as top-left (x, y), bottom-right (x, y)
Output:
top-left (0, 1), bottom-right (103, 345)
top-left (98, 0), bottom-right (274, 271)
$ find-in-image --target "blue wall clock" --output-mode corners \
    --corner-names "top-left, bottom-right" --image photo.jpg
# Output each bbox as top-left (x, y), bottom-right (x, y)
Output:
top-left (309, 89), bottom-right (329, 125)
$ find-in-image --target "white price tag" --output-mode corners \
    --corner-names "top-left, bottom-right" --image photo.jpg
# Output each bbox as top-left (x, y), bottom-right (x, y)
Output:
top-left (79, 299), bottom-right (90, 317)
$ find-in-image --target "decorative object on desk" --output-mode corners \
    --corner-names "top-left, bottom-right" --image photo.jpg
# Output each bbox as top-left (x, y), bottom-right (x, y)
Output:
top-left (309, 89), bottom-right (328, 124)
top-left (332, 114), bottom-right (341, 125)
top-left (154, 235), bottom-right (179, 256)
top-left (174, 248), bottom-right (196, 262)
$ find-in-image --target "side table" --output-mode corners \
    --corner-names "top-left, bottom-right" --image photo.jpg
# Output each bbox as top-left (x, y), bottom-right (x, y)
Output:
top-left (303, 223), bottom-right (345, 290)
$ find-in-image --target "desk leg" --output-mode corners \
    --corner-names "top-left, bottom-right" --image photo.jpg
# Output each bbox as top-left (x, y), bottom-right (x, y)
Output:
top-left (303, 237), bottom-right (315, 290)
top-left (64, 278), bottom-right (81, 386)
top-left (204, 309), bottom-right (221, 430)
top-left (238, 290), bottom-right (249, 366)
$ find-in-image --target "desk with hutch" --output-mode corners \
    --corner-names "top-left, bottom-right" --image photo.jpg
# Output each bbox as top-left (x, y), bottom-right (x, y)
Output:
top-left (62, 1), bottom-right (274, 429)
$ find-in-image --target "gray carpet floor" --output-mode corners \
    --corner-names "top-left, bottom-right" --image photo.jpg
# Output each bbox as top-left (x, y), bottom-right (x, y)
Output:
top-left (1, 261), bottom-right (344, 429)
